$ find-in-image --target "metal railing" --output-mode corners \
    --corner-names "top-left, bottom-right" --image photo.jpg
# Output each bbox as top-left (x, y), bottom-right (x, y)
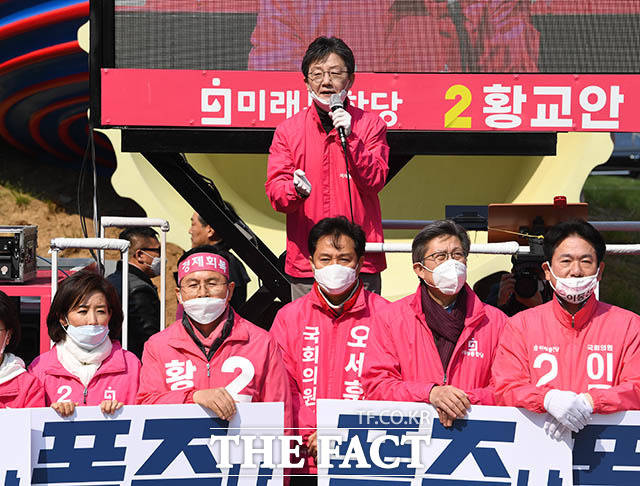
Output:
top-left (365, 241), bottom-right (640, 255)
top-left (382, 220), bottom-right (640, 232)
top-left (100, 217), bottom-right (170, 330)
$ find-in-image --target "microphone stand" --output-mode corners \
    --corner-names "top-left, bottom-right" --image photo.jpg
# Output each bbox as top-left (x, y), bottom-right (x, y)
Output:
top-left (330, 95), bottom-right (355, 224)
top-left (340, 135), bottom-right (355, 224)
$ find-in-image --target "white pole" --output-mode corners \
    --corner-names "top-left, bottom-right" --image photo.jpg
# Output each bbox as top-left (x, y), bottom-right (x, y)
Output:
top-left (100, 217), bottom-right (169, 227)
top-left (603, 244), bottom-right (640, 255)
top-left (366, 242), bottom-right (640, 256)
top-left (365, 241), bottom-right (524, 254)
top-left (51, 249), bottom-right (58, 301)
top-left (381, 219), bottom-right (640, 233)
top-left (99, 222), bottom-right (105, 268)
top-left (100, 217), bottom-right (169, 330)
top-left (50, 238), bottom-right (130, 252)
top-left (160, 229), bottom-right (166, 330)
top-left (122, 249), bottom-right (129, 350)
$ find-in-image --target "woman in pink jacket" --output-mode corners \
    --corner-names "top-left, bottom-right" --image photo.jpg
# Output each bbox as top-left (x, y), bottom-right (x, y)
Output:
top-left (30, 271), bottom-right (141, 416)
top-left (0, 290), bottom-right (44, 408)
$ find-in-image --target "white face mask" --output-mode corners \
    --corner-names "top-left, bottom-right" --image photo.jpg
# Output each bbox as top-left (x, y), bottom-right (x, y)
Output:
top-left (62, 319), bottom-right (110, 351)
top-left (150, 257), bottom-right (161, 277)
top-left (548, 264), bottom-right (599, 304)
top-left (0, 331), bottom-right (8, 357)
top-left (182, 293), bottom-right (228, 324)
top-left (142, 251), bottom-right (162, 277)
top-left (309, 89), bottom-right (348, 111)
top-left (313, 263), bottom-right (358, 295)
top-left (421, 259), bottom-right (467, 296)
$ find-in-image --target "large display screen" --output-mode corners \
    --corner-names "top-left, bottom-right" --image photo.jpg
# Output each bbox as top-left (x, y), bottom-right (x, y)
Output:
top-left (113, 0), bottom-right (640, 73)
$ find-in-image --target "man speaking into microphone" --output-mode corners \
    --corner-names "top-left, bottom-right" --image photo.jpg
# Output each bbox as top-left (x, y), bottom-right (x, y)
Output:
top-left (266, 36), bottom-right (390, 300)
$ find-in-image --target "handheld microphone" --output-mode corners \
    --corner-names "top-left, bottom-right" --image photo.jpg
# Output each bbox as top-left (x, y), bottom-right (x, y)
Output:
top-left (330, 93), bottom-right (347, 147)
top-left (329, 93), bottom-right (354, 223)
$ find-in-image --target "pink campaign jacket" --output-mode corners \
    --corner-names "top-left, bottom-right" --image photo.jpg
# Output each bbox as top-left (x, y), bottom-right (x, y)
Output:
top-left (270, 282), bottom-right (389, 472)
top-left (493, 295), bottom-right (640, 414)
top-left (0, 370), bottom-right (44, 408)
top-left (265, 102), bottom-right (389, 278)
top-left (249, 0), bottom-right (539, 73)
top-left (137, 312), bottom-right (291, 418)
top-left (363, 284), bottom-right (507, 405)
top-left (29, 341), bottom-right (141, 406)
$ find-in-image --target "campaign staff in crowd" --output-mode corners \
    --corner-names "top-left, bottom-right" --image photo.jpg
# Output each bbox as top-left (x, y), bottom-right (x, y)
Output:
top-left (137, 250), bottom-right (290, 422)
top-left (265, 36), bottom-right (389, 299)
top-left (188, 209), bottom-right (250, 309)
top-left (270, 217), bottom-right (389, 476)
top-left (30, 271), bottom-right (141, 416)
top-left (0, 290), bottom-right (43, 408)
top-left (493, 220), bottom-right (640, 438)
top-left (364, 221), bottom-right (507, 426)
top-left (107, 226), bottom-right (161, 359)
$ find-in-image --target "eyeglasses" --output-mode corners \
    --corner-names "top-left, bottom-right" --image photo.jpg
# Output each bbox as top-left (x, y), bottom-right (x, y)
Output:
top-left (140, 247), bottom-right (161, 253)
top-left (423, 250), bottom-right (467, 265)
top-left (180, 280), bottom-right (227, 295)
top-left (307, 70), bottom-right (349, 83)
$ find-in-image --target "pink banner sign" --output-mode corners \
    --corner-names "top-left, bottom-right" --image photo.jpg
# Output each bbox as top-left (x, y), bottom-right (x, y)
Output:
top-left (101, 69), bottom-right (640, 132)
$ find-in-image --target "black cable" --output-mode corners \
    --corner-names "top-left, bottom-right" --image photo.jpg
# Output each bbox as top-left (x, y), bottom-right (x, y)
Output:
top-left (77, 128), bottom-right (90, 239)
top-left (36, 255), bottom-right (70, 278)
top-left (88, 124), bottom-right (103, 275)
top-left (341, 140), bottom-right (355, 223)
top-left (77, 124), bottom-right (102, 274)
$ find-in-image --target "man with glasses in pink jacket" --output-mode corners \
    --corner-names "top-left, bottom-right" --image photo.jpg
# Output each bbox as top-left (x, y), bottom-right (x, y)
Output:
top-left (137, 250), bottom-right (291, 424)
top-left (265, 36), bottom-right (389, 300)
top-left (363, 220), bottom-right (507, 427)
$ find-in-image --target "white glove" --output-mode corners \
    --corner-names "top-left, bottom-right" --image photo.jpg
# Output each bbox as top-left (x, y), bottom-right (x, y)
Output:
top-left (543, 418), bottom-right (570, 441)
top-left (293, 169), bottom-right (311, 197)
top-left (575, 393), bottom-right (594, 423)
top-left (544, 390), bottom-right (593, 432)
top-left (329, 108), bottom-right (352, 137)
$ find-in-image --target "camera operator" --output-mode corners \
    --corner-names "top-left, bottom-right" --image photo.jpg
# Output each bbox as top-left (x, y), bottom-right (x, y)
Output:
top-left (495, 259), bottom-right (553, 316)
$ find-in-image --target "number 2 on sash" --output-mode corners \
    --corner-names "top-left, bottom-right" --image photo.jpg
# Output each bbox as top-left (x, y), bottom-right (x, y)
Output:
top-left (222, 356), bottom-right (255, 402)
top-left (533, 353), bottom-right (558, 387)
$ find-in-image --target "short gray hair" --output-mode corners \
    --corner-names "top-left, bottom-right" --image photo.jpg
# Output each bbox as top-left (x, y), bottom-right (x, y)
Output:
top-left (411, 220), bottom-right (471, 263)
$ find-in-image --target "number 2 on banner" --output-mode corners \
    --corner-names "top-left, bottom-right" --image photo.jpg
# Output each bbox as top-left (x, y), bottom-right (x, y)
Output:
top-left (444, 85), bottom-right (472, 128)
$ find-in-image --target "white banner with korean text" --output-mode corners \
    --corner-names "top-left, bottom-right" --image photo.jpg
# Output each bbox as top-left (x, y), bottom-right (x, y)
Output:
top-left (0, 409), bottom-right (30, 486)
top-left (2, 402), bottom-right (640, 485)
top-left (317, 400), bottom-right (573, 486)
top-left (29, 403), bottom-right (284, 486)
